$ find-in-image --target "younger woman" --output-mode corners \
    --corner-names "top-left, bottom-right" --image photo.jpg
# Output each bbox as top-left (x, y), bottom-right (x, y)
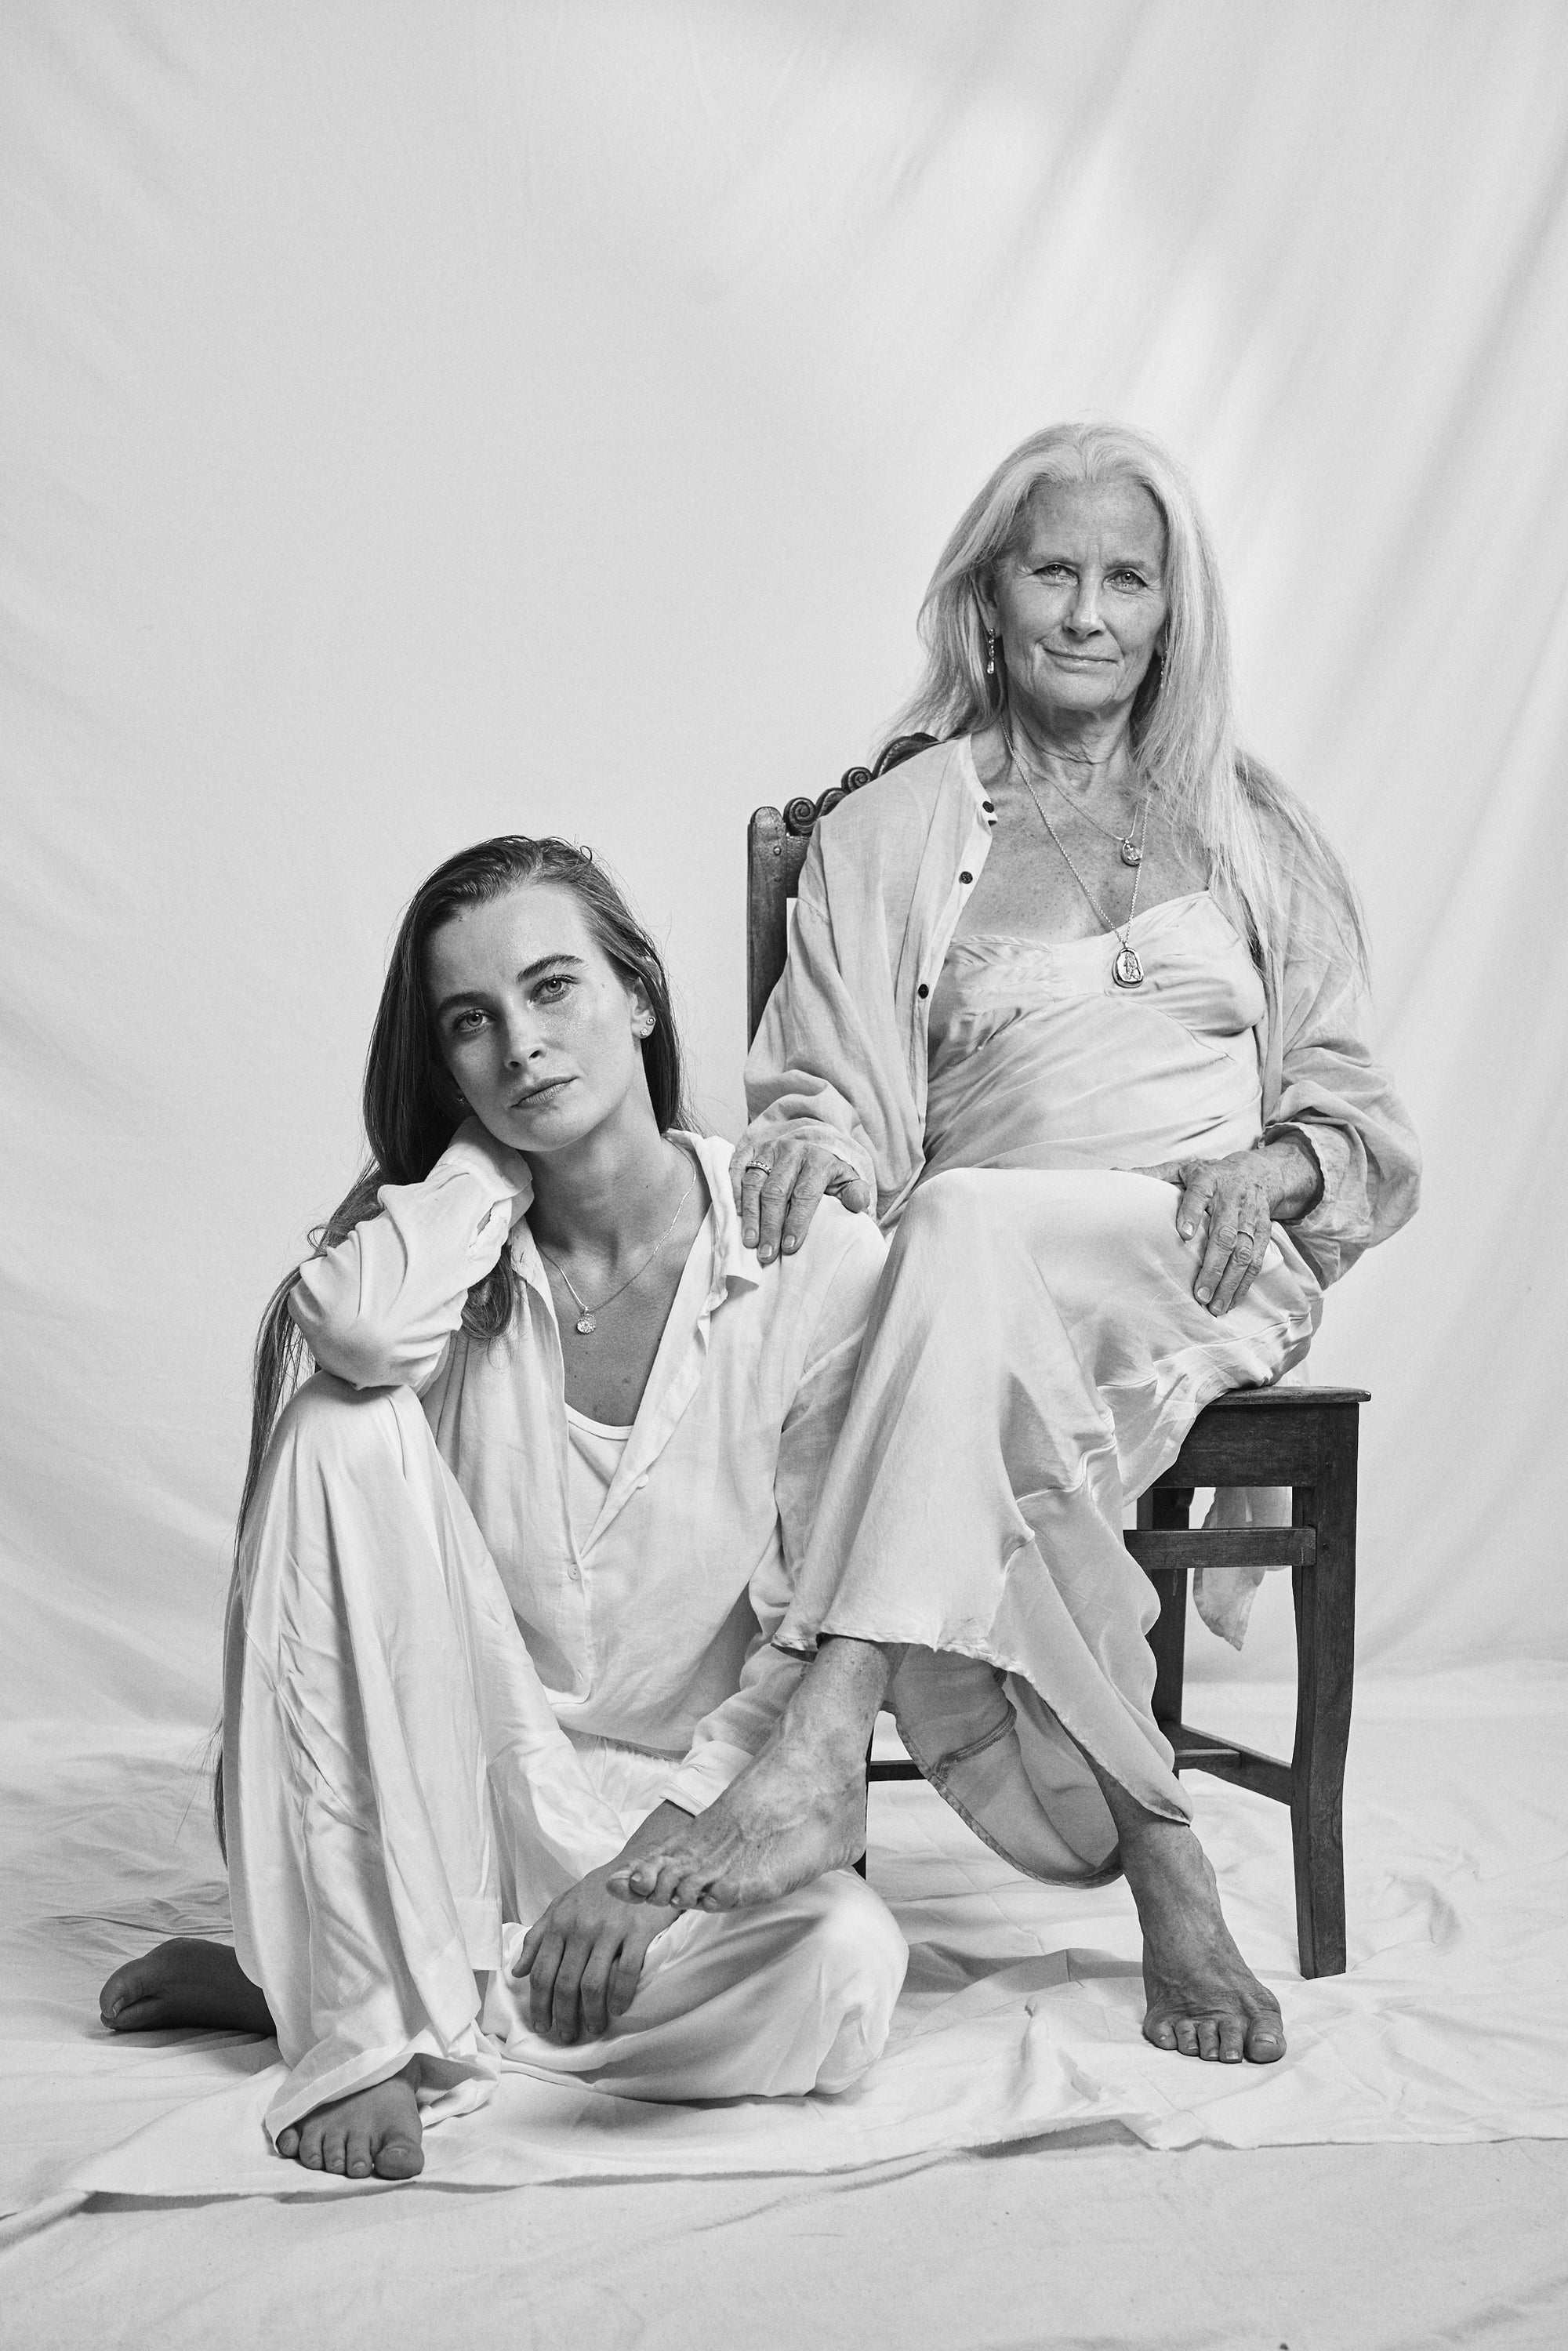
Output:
top-left (100, 836), bottom-right (904, 2180)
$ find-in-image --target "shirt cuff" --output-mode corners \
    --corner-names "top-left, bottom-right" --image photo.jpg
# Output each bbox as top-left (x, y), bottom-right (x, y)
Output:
top-left (424, 1122), bottom-right (535, 1215)
top-left (1261, 1122), bottom-right (1330, 1220)
top-left (662, 1742), bottom-right (756, 1816)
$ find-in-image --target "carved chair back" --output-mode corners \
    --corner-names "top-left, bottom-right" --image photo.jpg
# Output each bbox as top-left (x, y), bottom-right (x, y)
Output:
top-left (744, 734), bottom-right (935, 1047)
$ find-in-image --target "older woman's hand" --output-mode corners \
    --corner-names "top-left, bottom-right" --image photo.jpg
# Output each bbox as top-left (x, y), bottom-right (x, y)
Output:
top-left (729, 1136), bottom-right (873, 1264)
top-left (1141, 1136), bottom-right (1319, 1315)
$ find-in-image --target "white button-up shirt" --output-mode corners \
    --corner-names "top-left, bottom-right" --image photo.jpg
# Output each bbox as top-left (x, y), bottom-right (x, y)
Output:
top-left (742, 735), bottom-right (1421, 1286)
top-left (288, 1129), bottom-right (886, 1816)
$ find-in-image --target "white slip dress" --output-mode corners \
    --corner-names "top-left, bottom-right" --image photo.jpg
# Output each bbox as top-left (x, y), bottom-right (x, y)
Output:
top-left (773, 893), bottom-right (1323, 1882)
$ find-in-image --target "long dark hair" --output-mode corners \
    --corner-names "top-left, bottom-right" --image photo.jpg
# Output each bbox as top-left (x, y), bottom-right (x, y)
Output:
top-left (216, 835), bottom-right (688, 1851)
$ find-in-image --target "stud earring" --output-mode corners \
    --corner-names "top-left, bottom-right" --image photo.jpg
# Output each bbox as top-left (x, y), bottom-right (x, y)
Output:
top-left (985, 630), bottom-right (997, 679)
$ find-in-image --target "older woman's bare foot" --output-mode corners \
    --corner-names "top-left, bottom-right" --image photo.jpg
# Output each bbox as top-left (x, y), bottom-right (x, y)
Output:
top-left (276, 2063), bottom-right (423, 2181)
top-left (609, 1636), bottom-right (894, 1910)
top-left (100, 1937), bottom-right (275, 2036)
top-left (1119, 1816), bottom-right (1285, 2063)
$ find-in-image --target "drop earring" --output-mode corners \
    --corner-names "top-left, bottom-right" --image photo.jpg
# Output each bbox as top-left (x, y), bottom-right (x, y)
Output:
top-left (985, 630), bottom-right (997, 678)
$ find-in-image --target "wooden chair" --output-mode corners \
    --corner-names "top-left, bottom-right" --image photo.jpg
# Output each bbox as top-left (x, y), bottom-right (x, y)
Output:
top-left (745, 742), bottom-right (1363, 1979)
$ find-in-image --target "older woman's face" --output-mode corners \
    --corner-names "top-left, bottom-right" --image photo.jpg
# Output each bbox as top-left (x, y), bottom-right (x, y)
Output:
top-left (986, 477), bottom-right (1168, 728)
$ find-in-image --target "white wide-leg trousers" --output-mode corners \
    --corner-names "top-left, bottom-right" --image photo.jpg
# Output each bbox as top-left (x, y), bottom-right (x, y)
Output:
top-left (224, 1376), bottom-right (907, 2142)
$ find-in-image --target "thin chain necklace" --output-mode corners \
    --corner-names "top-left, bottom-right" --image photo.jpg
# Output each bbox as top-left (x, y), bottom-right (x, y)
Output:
top-left (535, 1148), bottom-right (699, 1335)
top-left (1009, 741), bottom-right (1153, 989)
top-left (1006, 724), bottom-right (1146, 865)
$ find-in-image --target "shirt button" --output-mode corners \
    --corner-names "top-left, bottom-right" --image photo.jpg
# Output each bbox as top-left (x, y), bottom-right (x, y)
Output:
top-left (982, 800), bottom-right (995, 813)
top-left (917, 983), bottom-right (930, 1000)
top-left (567, 1566), bottom-right (581, 1584)
top-left (959, 871), bottom-right (973, 884)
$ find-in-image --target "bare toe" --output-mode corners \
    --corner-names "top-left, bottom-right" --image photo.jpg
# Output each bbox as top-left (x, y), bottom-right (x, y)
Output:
top-left (1246, 2015), bottom-right (1286, 2063)
top-left (376, 2135), bottom-right (424, 2181)
top-left (672, 1869), bottom-right (725, 1913)
top-left (99, 1958), bottom-right (153, 2026)
top-left (1196, 2017), bottom-right (1221, 2062)
top-left (103, 1996), bottom-right (171, 2032)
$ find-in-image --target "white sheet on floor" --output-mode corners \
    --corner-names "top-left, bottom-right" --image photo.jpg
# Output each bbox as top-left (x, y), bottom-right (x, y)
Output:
top-left (2, 2), bottom-right (1566, 2295)
top-left (4, 1672), bottom-right (1565, 2225)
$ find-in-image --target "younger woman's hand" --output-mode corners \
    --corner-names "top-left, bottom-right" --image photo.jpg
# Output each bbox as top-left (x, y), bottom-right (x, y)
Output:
top-left (514, 1865), bottom-right (677, 2044)
top-left (728, 1137), bottom-right (872, 1264)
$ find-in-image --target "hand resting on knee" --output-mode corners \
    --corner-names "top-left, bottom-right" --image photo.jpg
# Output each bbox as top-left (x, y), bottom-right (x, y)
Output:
top-left (514, 1801), bottom-right (689, 2044)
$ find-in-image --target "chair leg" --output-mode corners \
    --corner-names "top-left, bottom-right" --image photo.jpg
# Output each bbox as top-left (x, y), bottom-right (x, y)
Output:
top-left (855, 1726), bottom-right (873, 1878)
top-left (1290, 1416), bottom-right (1359, 1977)
top-left (1141, 1487), bottom-right (1192, 1731)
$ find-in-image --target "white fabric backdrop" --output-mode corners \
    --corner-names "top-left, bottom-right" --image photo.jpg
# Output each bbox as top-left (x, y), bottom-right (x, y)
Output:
top-left (3, 0), bottom-right (1566, 1751)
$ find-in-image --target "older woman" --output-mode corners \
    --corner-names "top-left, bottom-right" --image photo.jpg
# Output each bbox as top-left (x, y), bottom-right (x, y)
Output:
top-left (613, 422), bottom-right (1420, 2069)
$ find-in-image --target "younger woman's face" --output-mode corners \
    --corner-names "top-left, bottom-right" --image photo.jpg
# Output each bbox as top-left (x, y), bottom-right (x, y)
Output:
top-left (425, 883), bottom-right (655, 1156)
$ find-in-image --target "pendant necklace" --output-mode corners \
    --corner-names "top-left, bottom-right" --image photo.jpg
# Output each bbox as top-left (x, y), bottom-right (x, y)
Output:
top-left (1006, 724), bottom-right (1146, 865)
top-left (535, 1152), bottom-right (698, 1334)
top-left (1011, 746), bottom-right (1153, 989)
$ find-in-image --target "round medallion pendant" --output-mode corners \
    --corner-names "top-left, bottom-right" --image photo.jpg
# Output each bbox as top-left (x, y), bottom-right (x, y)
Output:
top-left (1112, 945), bottom-right (1145, 989)
top-left (1119, 837), bottom-right (1142, 866)
top-left (575, 1314), bottom-right (596, 1334)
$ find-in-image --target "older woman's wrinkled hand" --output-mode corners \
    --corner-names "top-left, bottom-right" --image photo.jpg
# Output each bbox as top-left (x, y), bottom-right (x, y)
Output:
top-left (1139, 1137), bottom-right (1318, 1314)
top-left (729, 1136), bottom-right (873, 1264)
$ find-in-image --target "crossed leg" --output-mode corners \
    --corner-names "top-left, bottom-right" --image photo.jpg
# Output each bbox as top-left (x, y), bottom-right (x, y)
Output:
top-left (612, 1635), bottom-right (1284, 2066)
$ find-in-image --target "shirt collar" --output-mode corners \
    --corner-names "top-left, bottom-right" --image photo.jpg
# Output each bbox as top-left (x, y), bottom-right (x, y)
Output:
top-left (678, 1130), bottom-right (762, 1302)
top-left (508, 1130), bottom-right (759, 1304)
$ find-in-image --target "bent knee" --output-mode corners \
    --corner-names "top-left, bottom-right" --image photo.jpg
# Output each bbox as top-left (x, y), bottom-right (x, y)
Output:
top-left (895, 1170), bottom-right (999, 1266)
top-left (802, 1873), bottom-right (909, 2004)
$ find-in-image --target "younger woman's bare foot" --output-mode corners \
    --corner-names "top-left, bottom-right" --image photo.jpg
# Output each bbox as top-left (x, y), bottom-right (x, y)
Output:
top-left (608, 1636), bottom-right (895, 1911)
top-left (100, 1937), bottom-right (275, 2036)
top-left (275, 2063), bottom-right (424, 2181)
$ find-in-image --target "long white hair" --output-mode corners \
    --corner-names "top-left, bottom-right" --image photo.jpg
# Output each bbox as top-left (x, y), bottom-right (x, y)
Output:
top-left (885, 420), bottom-right (1367, 975)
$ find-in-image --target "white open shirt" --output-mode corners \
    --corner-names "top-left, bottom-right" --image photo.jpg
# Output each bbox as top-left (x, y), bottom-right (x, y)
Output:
top-left (289, 1127), bottom-right (887, 1816)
